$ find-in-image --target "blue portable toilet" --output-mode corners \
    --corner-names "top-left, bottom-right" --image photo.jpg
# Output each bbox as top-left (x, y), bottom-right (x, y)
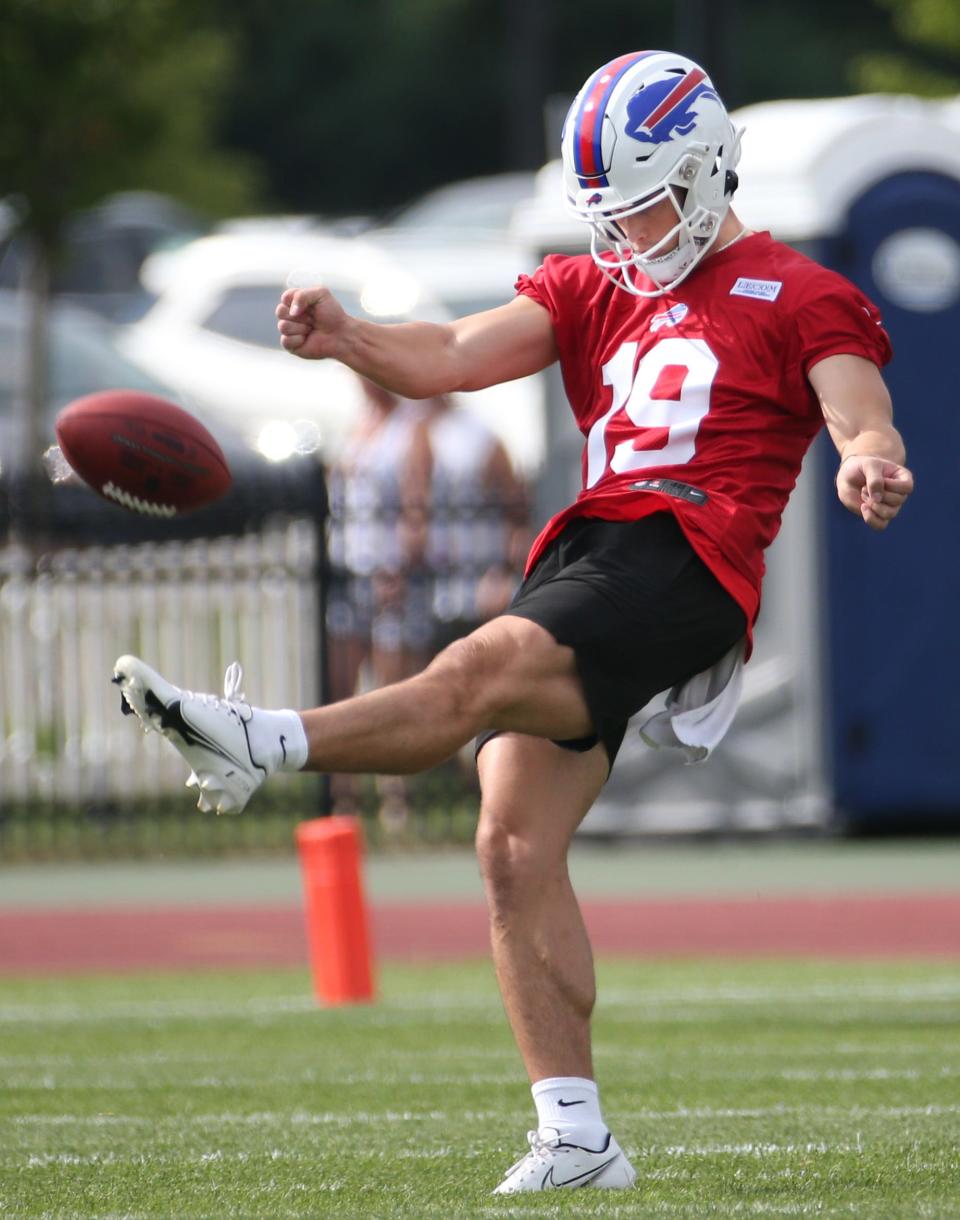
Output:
top-left (735, 96), bottom-right (960, 829)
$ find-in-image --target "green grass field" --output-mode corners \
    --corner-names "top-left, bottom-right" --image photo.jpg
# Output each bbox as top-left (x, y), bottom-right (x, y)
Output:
top-left (2, 960), bottom-right (959, 1219)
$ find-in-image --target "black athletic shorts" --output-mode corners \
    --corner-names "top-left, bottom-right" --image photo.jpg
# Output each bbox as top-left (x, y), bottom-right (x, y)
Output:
top-left (475, 511), bottom-right (747, 771)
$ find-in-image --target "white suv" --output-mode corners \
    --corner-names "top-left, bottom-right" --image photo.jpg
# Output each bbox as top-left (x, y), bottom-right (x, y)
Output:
top-left (122, 220), bottom-right (546, 472)
top-left (120, 226), bottom-right (447, 463)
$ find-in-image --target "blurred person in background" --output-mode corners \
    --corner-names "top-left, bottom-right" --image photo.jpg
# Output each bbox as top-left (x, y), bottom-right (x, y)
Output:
top-left (420, 392), bottom-right (531, 787)
top-left (115, 50), bottom-right (914, 1194)
top-left (325, 375), bottom-right (433, 829)
top-left (421, 393), bottom-right (530, 648)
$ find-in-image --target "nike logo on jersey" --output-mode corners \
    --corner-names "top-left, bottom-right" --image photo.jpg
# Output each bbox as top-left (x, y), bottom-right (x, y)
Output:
top-left (730, 276), bottom-right (782, 301)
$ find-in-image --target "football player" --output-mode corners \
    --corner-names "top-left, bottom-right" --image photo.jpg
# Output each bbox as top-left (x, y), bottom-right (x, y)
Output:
top-left (114, 50), bottom-right (913, 1194)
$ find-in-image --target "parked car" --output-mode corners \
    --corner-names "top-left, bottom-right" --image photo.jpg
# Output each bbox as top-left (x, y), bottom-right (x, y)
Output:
top-left (381, 172), bottom-right (539, 239)
top-left (0, 192), bottom-right (208, 325)
top-left (369, 172), bottom-right (540, 316)
top-left (0, 291), bottom-right (325, 545)
top-left (120, 229), bottom-right (449, 465)
top-left (508, 159), bottom-right (588, 256)
top-left (123, 213), bottom-right (547, 472)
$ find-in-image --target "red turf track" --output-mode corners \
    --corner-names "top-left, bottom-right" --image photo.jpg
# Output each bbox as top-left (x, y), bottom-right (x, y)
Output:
top-left (2, 894), bottom-right (960, 974)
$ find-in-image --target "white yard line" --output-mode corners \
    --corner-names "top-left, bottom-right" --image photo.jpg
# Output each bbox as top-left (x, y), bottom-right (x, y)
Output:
top-left (2, 979), bottom-right (959, 1026)
top-left (618, 1102), bottom-right (960, 1120)
top-left (8, 1102), bottom-right (959, 1129)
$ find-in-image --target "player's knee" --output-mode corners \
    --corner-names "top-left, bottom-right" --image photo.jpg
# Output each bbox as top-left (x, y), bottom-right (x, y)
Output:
top-left (424, 631), bottom-right (506, 724)
top-left (476, 817), bottom-right (546, 909)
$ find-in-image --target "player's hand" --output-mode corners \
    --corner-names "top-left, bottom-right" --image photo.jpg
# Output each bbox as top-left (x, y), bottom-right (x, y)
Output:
top-left (276, 286), bottom-right (350, 360)
top-left (836, 455), bottom-right (914, 531)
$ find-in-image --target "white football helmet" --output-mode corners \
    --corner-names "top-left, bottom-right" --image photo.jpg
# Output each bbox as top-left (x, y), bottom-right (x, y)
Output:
top-left (561, 50), bottom-right (742, 297)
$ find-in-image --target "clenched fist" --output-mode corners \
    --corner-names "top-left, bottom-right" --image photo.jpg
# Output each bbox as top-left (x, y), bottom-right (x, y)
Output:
top-left (276, 286), bottom-right (351, 360)
top-left (836, 454), bottom-right (914, 531)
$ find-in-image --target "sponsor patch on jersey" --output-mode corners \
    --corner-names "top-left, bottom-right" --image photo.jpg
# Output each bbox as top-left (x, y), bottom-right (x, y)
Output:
top-left (730, 277), bottom-right (783, 301)
top-left (650, 302), bottom-right (689, 331)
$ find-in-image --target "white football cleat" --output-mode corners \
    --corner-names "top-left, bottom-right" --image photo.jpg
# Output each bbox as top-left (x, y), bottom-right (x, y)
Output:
top-left (112, 655), bottom-right (273, 815)
top-left (493, 1127), bottom-right (637, 1194)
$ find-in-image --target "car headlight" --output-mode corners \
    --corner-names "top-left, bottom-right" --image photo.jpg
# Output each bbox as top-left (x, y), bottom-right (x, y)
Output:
top-left (256, 419), bottom-right (323, 462)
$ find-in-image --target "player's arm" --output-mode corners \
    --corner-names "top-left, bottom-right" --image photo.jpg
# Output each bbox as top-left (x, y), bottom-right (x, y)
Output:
top-left (276, 288), bottom-right (558, 398)
top-left (808, 353), bottom-right (914, 531)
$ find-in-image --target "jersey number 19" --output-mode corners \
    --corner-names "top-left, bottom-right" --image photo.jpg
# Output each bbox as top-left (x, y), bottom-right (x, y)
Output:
top-left (585, 337), bottom-right (719, 490)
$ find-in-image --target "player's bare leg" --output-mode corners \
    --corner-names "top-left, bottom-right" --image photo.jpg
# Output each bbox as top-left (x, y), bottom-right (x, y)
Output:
top-left (113, 615), bottom-right (593, 814)
top-left (477, 732), bottom-right (636, 1193)
top-left (113, 617), bottom-right (637, 1188)
top-left (476, 732), bottom-right (607, 1079)
top-left (297, 615), bottom-right (593, 774)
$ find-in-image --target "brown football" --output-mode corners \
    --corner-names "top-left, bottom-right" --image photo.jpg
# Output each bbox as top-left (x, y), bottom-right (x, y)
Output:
top-left (55, 390), bottom-right (232, 517)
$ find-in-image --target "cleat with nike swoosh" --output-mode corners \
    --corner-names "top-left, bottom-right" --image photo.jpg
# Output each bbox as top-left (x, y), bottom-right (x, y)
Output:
top-left (492, 1127), bottom-right (636, 1194)
top-left (112, 655), bottom-right (274, 815)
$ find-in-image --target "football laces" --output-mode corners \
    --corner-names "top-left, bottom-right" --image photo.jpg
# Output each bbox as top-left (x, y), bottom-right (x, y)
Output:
top-left (101, 481), bottom-right (178, 518)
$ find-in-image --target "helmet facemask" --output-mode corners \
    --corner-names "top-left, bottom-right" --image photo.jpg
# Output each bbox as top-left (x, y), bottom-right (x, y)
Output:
top-left (562, 52), bottom-right (742, 298)
top-left (587, 149), bottom-right (732, 297)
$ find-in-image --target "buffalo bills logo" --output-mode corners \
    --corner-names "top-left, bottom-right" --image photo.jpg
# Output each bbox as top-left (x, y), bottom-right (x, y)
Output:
top-left (585, 192), bottom-right (604, 205)
top-left (650, 303), bottom-right (689, 331)
top-left (624, 72), bottom-right (719, 147)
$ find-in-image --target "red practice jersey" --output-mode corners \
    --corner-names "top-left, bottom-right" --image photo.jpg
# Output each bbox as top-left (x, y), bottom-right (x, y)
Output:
top-left (517, 231), bottom-right (892, 632)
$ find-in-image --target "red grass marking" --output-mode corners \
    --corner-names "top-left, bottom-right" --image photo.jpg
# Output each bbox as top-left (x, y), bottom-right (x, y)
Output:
top-left (2, 894), bottom-right (960, 975)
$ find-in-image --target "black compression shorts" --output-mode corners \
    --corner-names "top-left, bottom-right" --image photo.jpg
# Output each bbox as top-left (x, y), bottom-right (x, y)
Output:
top-left (475, 511), bottom-right (747, 771)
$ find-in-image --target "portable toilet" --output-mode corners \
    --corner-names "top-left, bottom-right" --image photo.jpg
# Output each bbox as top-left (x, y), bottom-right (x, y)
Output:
top-left (734, 95), bottom-right (960, 830)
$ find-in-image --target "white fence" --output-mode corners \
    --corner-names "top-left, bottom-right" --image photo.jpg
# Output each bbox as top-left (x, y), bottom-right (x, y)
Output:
top-left (0, 520), bottom-right (321, 807)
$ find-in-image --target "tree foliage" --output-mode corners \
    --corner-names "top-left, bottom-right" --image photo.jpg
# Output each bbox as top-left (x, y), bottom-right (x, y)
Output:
top-left (0, 0), bottom-right (262, 248)
top-left (211, 0), bottom-right (914, 219)
top-left (0, 0), bottom-right (940, 230)
top-left (0, 0), bottom-right (265, 488)
top-left (214, 0), bottom-right (530, 218)
top-left (853, 0), bottom-right (960, 94)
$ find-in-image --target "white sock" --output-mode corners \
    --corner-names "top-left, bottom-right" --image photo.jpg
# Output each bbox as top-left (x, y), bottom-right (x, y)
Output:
top-left (531, 1077), bottom-right (607, 1146)
top-left (248, 707), bottom-right (308, 773)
